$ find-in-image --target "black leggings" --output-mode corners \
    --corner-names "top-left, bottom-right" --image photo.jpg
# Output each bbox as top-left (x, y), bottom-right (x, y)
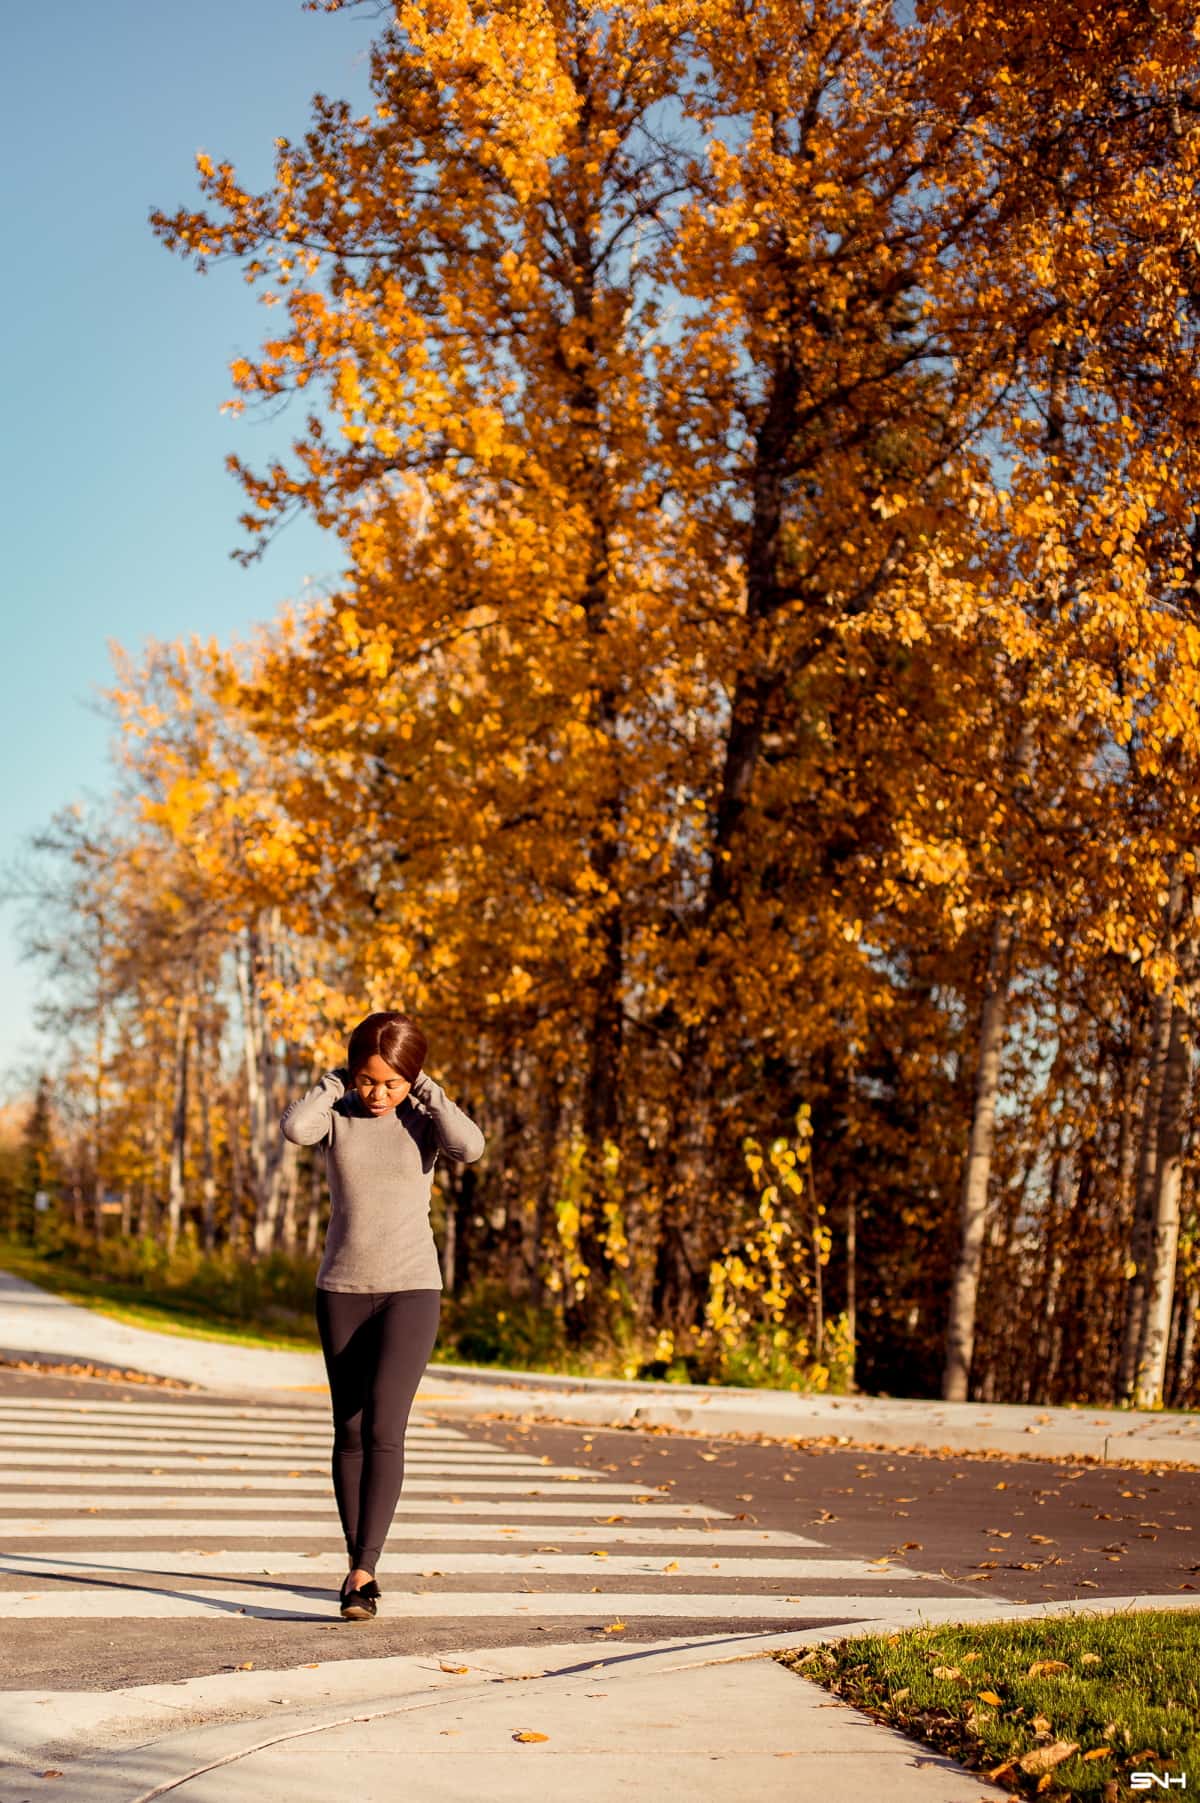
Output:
top-left (313, 1287), bottom-right (441, 1573)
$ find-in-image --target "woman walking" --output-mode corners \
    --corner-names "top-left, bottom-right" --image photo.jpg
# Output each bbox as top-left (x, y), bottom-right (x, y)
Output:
top-left (280, 1010), bottom-right (485, 1619)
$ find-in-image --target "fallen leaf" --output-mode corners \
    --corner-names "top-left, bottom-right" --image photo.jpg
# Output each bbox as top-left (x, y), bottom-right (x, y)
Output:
top-left (513, 1731), bottom-right (549, 1743)
top-left (698, 1453), bottom-right (718, 1462)
top-left (978, 1690), bottom-right (1003, 1707)
top-left (439, 1663), bottom-right (469, 1674)
top-left (1081, 1653), bottom-right (1102, 1666)
top-left (1082, 1748), bottom-right (1112, 1761)
top-left (603, 1620), bottom-right (627, 1633)
top-left (237, 1662), bottom-right (254, 1671)
top-left (662, 1560), bottom-right (680, 1572)
top-left (1027, 1660), bottom-right (1070, 1677)
top-left (932, 1666), bottom-right (963, 1680)
top-left (1031, 1714), bottom-right (1052, 1733)
top-left (1019, 1741), bottom-right (1079, 1775)
top-left (40, 1772), bottom-right (65, 1780)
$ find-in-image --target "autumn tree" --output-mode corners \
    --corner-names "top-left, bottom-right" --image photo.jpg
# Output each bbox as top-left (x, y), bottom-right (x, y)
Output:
top-left (13, 0), bottom-right (1197, 1402)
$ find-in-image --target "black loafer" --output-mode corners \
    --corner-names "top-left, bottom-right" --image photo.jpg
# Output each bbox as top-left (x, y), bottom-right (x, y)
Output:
top-left (339, 1577), bottom-right (377, 1620)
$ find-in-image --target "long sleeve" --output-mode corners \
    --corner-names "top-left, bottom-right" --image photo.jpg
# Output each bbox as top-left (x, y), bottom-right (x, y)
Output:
top-left (280, 1068), bottom-right (349, 1146)
top-left (409, 1071), bottom-right (485, 1164)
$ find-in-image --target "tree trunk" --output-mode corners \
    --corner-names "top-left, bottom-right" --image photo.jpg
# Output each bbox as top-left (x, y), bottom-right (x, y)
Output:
top-left (1119, 980), bottom-right (1176, 1398)
top-left (228, 1110), bottom-right (244, 1254)
top-left (650, 352), bottom-right (804, 1341)
top-left (256, 1134), bottom-right (299, 1257)
top-left (1134, 999), bottom-right (1191, 1408)
top-left (441, 1181), bottom-right (457, 1295)
top-left (304, 1154), bottom-right (324, 1260)
top-left (530, 1079), bottom-right (563, 1311)
top-left (942, 913), bottom-right (1015, 1401)
top-left (139, 1070), bottom-right (162, 1239)
top-left (235, 929), bottom-right (267, 1221)
top-left (564, 537), bottom-right (623, 1342)
top-left (91, 970), bottom-right (105, 1243)
top-left (1171, 1280), bottom-right (1197, 1407)
top-left (195, 1015), bottom-right (219, 1255)
top-left (844, 1189), bottom-right (857, 1391)
top-left (236, 921), bottom-right (299, 1258)
top-left (568, 861), bottom-right (622, 1341)
top-left (807, 1158), bottom-right (824, 1362)
top-left (165, 995), bottom-right (192, 1256)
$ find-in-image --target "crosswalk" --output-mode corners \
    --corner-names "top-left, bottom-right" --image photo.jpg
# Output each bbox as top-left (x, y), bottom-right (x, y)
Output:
top-left (0, 1395), bottom-right (945, 1626)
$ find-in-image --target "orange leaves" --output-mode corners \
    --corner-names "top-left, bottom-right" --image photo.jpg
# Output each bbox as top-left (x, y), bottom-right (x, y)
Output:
top-left (63, 0), bottom-right (1192, 1408)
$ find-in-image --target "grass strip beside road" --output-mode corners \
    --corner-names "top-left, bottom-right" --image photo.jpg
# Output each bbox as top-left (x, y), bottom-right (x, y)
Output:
top-left (0, 1241), bottom-right (318, 1352)
top-left (778, 1610), bottom-right (1199, 1799)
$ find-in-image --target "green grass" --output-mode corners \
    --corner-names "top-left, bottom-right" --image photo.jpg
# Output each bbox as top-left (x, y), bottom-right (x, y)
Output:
top-left (0, 1239), bottom-right (320, 1352)
top-left (0, 1237), bottom-right (854, 1389)
top-left (778, 1610), bottom-right (1200, 1799)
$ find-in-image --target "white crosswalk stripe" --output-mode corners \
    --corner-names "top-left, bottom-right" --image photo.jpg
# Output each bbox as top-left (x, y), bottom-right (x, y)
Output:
top-left (0, 1395), bottom-right (936, 1622)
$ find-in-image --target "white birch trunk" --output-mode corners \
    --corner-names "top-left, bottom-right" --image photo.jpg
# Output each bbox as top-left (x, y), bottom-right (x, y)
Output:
top-left (1134, 1000), bottom-right (1191, 1408)
top-left (1119, 977), bottom-right (1175, 1398)
top-left (942, 913), bottom-right (1014, 1402)
top-left (165, 996), bottom-right (192, 1256)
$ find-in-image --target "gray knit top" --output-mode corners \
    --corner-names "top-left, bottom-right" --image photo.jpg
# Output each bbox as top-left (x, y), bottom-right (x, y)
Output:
top-left (280, 1067), bottom-right (485, 1293)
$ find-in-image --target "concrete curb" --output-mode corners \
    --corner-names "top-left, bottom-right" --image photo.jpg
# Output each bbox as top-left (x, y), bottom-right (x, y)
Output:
top-left (421, 1379), bottom-right (1200, 1467)
top-left (8, 1596), bottom-right (1197, 1800)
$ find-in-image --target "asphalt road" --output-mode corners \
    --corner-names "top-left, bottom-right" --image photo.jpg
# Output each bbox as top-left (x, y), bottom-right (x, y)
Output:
top-left (457, 1412), bottom-right (1200, 1603)
top-left (1, 1366), bottom-right (1195, 1694)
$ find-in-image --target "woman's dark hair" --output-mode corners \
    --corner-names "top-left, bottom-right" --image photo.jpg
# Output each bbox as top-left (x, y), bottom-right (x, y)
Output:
top-left (347, 1011), bottom-right (427, 1083)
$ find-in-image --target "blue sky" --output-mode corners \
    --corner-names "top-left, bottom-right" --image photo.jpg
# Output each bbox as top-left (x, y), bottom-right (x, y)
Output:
top-left (1, 0), bottom-right (377, 1092)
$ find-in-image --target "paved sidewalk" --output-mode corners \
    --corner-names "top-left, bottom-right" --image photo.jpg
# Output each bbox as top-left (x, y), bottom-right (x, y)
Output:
top-left (10, 1600), bottom-right (1199, 1802)
top-left (0, 1266), bottom-right (327, 1393)
top-left (2, 1265), bottom-right (1198, 1464)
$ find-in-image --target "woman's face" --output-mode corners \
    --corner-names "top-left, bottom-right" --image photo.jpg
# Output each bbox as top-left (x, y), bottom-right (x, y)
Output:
top-left (353, 1053), bottom-right (412, 1116)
